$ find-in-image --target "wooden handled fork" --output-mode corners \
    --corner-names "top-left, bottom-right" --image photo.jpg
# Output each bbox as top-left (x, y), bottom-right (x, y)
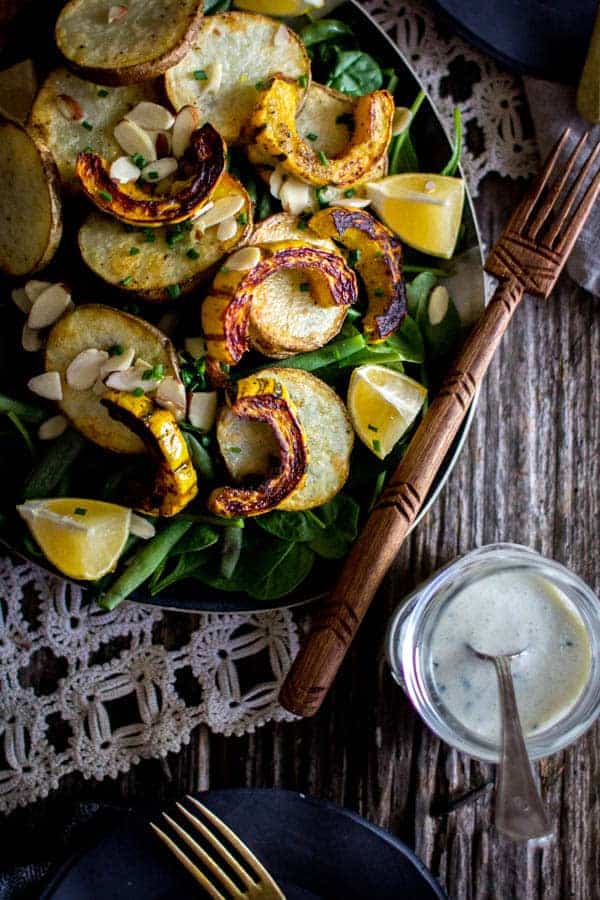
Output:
top-left (279, 127), bottom-right (600, 717)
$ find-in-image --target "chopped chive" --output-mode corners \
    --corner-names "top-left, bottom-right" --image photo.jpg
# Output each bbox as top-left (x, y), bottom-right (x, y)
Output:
top-left (344, 188), bottom-right (356, 198)
top-left (374, 288), bottom-right (384, 297)
top-left (315, 187), bottom-right (328, 208)
top-left (119, 275), bottom-right (133, 286)
top-left (142, 227), bottom-right (155, 243)
top-left (186, 247), bottom-right (200, 260)
top-left (297, 214), bottom-right (310, 230)
top-left (318, 150), bottom-right (329, 166)
top-left (194, 69), bottom-right (208, 80)
top-left (236, 212), bottom-right (248, 226)
top-left (129, 246), bottom-right (140, 255)
top-left (97, 88), bottom-right (109, 97)
top-left (297, 74), bottom-right (308, 88)
top-left (142, 364), bottom-right (164, 381)
top-left (254, 80), bottom-right (267, 90)
top-left (74, 507), bottom-right (87, 516)
top-left (131, 153), bottom-right (147, 168)
top-left (132, 387), bottom-right (144, 397)
top-left (306, 132), bottom-right (318, 142)
top-left (299, 282), bottom-right (310, 292)
top-left (146, 170), bottom-right (159, 180)
top-left (81, 120), bottom-right (93, 130)
top-left (167, 284), bottom-right (181, 299)
top-left (347, 249), bottom-right (361, 266)
top-left (373, 438), bottom-right (382, 454)
top-left (229, 446), bottom-right (242, 454)
top-left (181, 220), bottom-right (194, 231)
top-left (99, 190), bottom-right (112, 202)
top-left (367, 424), bottom-right (379, 432)
top-left (83, 145), bottom-right (93, 153)
top-left (336, 112), bottom-right (354, 127)
top-left (166, 231), bottom-right (184, 247)
top-left (108, 344), bottom-right (124, 357)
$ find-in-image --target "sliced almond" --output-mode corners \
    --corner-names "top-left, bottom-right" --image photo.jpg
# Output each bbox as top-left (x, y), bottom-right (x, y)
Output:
top-left (280, 177), bottom-right (315, 216)
top-left (184, 336), bottom-right (207, 359)
top-left (56, 93), bottom-right (84, 123)
top-left (25, 280), bottom-right (53, 303)
top-left (156, 376), bottom-right (186, 420)
top-left (269, 167), bottom-right (284, 199)
top-left (331, 196), bottom-right (371, 210)
top-left (109, 155), bottom-right (141, 184)
top-left (22, 323), bottom-right (43, 352)
top-left (154, 131), bottom-right (172, 157)
top-left (125, 101), bottom-right (175, 132)
top-left (216, 216), bottom-right (237, 241)
top-left (100, 346), bottom-right (135, 377)
top-left (108, 4), bottom-right (128, 23)
top-left (12, 287), bottom-right (31, 314)
top-left (66, 348), bottom-right (109, 391)
top-left (129, 513), bottom-right (156, 540)
top-left (226, 246), bottom-right (261, 272)
top-left (28, 371), bottom-right (63, 401)
top-left (392, 107), bottom-right (412, 137)
top-left (105, 366), bottom-right (157, 393)
top-left (205, 61), bottom-right (223, 94)
top-left (429, 285), bottom-right (450, 325)
top-left (114, 119), bottom-right (157, 162)
top-left (195, 195), bottom-right (245, 231)
top-left (190, 200), bottom-right (214, 222)
top-left (172, 105), bottom-right (201, 159)
top-left (141, 157), bottom-right (178, 183)
top-left (38, 415), bottom-right (68, 441)
top-left (28, 283), bottom-right (71, 330)
top-left (273, 24), bottom-right (290, 48)
top-left (188, 391), bottom-right (217, 431)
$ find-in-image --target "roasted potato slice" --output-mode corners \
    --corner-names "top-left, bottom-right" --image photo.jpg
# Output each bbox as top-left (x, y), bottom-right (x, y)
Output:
top-left (78, 174), bottom-right (252, 301)
top-left (218, 368), bottom-right (354, 511)
top-left (248, 213), bottom-right (348, 358)
top-left (45, 305), bottom-right (181, 454)
top-left (164, 12), bottom-right (310, 144)
top-left (309, 207), bottom-right (407, 341)
top-left (0, 121), bottom-right (62, 277)
top-left (209, 374), bottom-right (308, 518)
top-left (202, 241), bottom-right (358, 367)
top-left (102, 390), bottom-right (197, 516)
top-left (247, 77), bottom-right (394, 187)
top-left (254, 82), bottom-right (388, 208)
top-left (0, 59), bottom-right (37, 124)
top-left (28, 68), bottom-right (160, 190)
top-left (77, 123), bottom-right (226, 226)
top-left (55, 0), bottom-right (203, 86)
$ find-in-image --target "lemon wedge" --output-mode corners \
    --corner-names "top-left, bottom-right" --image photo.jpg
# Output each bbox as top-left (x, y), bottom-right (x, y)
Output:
top-left (234, 0), bottom-right (324, 14)
top-left (347, 364), bottom-right (427, 459)
top-left (365, 174), bottom-right (465, 259)
top-left (17, 498), bottom-right (131, 580)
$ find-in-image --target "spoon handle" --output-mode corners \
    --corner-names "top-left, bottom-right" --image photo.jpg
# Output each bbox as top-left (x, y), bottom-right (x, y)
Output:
top-left (493, 656), bottom-right (552, 841)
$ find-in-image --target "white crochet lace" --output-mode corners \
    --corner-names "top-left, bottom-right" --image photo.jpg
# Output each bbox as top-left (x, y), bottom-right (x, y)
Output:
top-left (0, 0), bottom-right (539, 815)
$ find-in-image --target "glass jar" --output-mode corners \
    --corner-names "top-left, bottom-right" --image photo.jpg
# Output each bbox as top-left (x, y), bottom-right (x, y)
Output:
top-left (386, 543), bottom-right (600, 762)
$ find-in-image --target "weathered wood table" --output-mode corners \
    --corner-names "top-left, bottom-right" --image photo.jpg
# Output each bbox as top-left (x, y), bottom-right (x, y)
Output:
top-left (2, 173), bottom-right (598, 900)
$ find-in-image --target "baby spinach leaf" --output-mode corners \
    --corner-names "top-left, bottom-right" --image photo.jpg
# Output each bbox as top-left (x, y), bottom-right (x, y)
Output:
top-left (406, 272), bottom-right (437, 319)
top-left (299, 19), bottom-right (354, 47)
top-left (249, 542), bottom-right (315, 601)
top-left (150, 551), bottom-right (211, 595)
top-left (385, 315), bottom-right (425, 363)
top-left (171, 524), bottom-right (218, 555)
top-left (184, 432), bottom-right (216, 480)
top-left (204, 0), bottom-right (231, 12)
top-left (327, 50), bottom-right (383, 96)
top-left (256, 509), bottom-right (325, 543)
top-left (388, 90), bottom-right (426, 175)
top-left (309, 494), bottom-right (360, 560)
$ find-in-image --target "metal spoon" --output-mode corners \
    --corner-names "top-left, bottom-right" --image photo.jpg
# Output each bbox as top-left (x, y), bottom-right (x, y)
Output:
top-left (468, 643), bottom-right (552, 841)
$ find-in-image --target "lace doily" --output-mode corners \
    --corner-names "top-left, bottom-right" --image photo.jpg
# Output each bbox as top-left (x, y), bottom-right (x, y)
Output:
top-left (0, 0), bottom-right (540, 815)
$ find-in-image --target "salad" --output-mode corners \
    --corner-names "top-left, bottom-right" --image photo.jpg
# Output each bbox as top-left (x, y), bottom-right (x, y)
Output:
top-left (0, 0), bottom-right (468, 610)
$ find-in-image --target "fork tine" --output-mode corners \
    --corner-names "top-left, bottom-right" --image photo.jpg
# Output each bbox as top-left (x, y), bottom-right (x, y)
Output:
top-left (554, 165), bottom-right (600, 255)
top-left (162, 812), bottom-right (243, 898)
top-left (175, 802), bottom-right (254, 890)
top-left (544, 139), bottom-right (600, 249)
top-left (186, 796), bottom-right (279, 887)
top-left (526, 131), bottom-right (589, 241)
top-left (150, 822), bottom-right (227, 900)
top-left (508, 127), bottom-right (572, 234)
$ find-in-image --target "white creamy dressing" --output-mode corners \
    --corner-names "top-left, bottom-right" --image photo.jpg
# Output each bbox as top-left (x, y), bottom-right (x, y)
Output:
top-left (428, 570), bottom-right (592, 744)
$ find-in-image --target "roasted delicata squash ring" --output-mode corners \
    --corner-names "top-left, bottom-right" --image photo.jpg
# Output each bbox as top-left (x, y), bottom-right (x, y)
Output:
top-left (246, 77), bottom-right (394, 187)
top-left (102, 390), bottom-right (198, 516)
top-left (76, 123), bottom-right (226, 226)
top-left (309, 207), bottom-right (407, 341)
top-left (202, 241), bottom-right (358, 367)
top-left (208, 375), bottom-right (308, 518)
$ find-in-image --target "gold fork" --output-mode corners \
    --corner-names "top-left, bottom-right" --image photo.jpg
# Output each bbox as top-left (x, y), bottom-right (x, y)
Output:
top-left (279, 126), bottom-right (600, 718)
top-left (151, 796), bottom-right (285, 899)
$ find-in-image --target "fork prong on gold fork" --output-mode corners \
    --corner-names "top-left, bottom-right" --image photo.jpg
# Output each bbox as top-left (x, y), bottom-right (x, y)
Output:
top-left (151, 797), bottom-right (285, 899)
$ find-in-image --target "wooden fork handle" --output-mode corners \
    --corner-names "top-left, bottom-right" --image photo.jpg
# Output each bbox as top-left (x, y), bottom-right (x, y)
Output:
top-left (279, 277), bottom-right (525, 717)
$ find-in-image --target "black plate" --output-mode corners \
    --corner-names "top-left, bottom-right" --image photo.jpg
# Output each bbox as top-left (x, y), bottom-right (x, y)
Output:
top-left (41, 789), bottom-right (446, 899)
top-left (0, 1), bottom-right (484, 613)
top-left (430, 0), bottom-right (596, 83)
